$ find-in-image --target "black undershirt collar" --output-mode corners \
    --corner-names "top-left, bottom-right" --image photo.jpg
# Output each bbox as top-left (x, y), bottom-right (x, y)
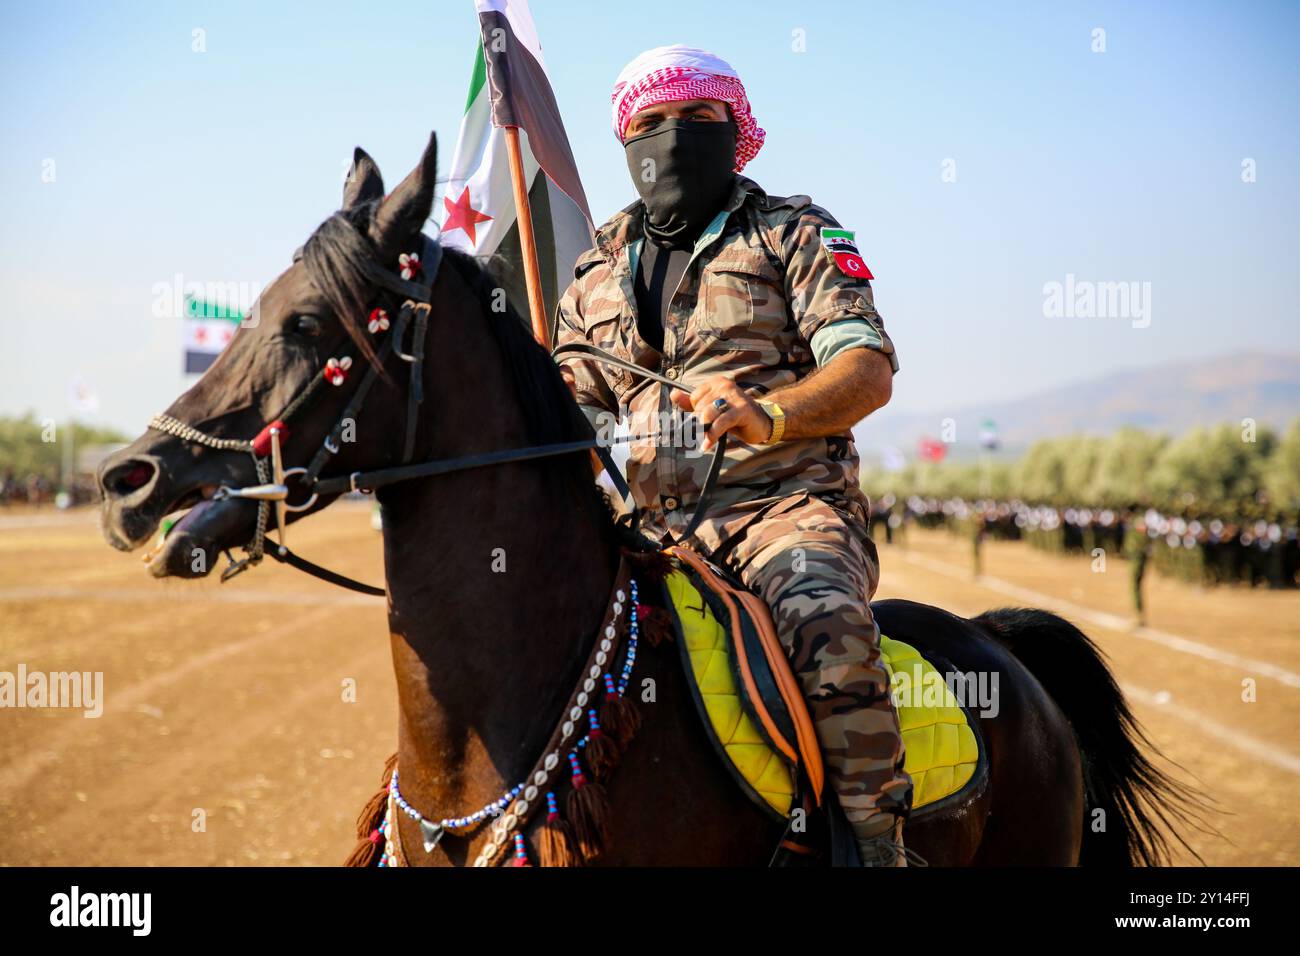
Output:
top-left (633, 232), bottom-right (691, 354)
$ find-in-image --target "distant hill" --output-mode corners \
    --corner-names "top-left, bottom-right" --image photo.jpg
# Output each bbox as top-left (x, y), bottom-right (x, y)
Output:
top-left (857, 352), bottom-right (1300, 461)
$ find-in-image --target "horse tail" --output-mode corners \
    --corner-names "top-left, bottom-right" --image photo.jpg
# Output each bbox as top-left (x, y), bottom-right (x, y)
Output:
top-left (973, 607), bottom-right (1210, 866)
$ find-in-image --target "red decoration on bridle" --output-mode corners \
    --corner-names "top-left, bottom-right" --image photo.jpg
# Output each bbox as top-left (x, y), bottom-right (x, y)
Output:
top-left (251, 420), bottom-right (290, 458)
top-left (399, 252), bottom-right (421, 281)
top-left (323, 356), bottom-right (353, 386)
top-left (368, 308), bottom-right (390, 334)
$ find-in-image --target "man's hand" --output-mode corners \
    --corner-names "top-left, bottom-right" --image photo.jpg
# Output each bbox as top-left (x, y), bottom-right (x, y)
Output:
top-left (560, 365), bottom-right (579, 399)
top-left (670, 375), bottom-right (772, 450)
top-left (670, 348), bottom-right (894, 450)
top-left (558, 365), bottom-right (606, 476)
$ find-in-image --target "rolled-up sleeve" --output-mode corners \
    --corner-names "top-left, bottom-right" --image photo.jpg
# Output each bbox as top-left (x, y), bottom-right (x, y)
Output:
top-left (780, 205), bottom-right (898, 374)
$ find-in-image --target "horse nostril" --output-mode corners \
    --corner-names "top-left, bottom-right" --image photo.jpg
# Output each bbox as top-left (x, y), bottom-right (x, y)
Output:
top-left (105, 459), bottom-right (157, 496)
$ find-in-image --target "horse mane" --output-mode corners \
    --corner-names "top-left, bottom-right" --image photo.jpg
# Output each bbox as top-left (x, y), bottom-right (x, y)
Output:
top-left (442, 248), bottom-right (582, 453)
top-left (443, 248), bottom-right (619, 549)
top-left (301, 202), bottom-right (385, 369)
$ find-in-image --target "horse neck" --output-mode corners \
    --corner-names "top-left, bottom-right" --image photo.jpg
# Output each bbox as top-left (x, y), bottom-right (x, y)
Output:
top-left (376, 263), bottom-right (616, 820)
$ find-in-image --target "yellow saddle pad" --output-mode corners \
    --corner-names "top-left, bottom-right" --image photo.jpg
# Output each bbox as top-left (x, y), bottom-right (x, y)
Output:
top-left (665, 569), bottom-right (983, 818)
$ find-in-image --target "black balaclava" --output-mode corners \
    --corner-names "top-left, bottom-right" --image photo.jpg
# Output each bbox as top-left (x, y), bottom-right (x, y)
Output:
top-left (624, 118), bottom-right (737, 249)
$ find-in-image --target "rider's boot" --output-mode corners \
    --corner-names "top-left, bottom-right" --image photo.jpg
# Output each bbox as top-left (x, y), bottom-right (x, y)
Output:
top-left (857, 815), bottom-right (928, 867)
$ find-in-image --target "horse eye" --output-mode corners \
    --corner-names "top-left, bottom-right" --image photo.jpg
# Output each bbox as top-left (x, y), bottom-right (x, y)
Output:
top-left (291, 314), bottom-right (322, 337)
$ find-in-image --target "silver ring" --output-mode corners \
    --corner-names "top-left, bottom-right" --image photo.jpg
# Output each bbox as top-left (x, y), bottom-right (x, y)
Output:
top-left (281, 467), bottom-right (319, 513)
top-left (712, 398), bottom-right (730, 412)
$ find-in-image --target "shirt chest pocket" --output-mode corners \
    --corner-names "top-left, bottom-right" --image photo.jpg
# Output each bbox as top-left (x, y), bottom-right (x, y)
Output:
top-left (584, 310), bottom-right (639, 397)
top-left (697, 251), bottom-right (786, 345)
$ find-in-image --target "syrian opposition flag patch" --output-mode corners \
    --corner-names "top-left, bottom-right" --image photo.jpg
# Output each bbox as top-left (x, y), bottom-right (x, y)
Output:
top-left (820, 227), bottom-right (874, 280)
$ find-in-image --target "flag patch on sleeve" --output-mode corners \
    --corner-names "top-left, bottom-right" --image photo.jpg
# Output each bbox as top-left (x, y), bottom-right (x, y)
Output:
top-left (820, 227), bottom-right (874, 280)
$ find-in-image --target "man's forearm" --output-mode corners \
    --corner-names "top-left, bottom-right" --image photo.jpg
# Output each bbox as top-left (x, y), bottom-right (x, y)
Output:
top-left (766, 347), bottom-right (893, 440)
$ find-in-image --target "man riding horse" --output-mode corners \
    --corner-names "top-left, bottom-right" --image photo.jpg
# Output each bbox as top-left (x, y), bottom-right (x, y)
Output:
top-left (555, 45), bottom-right (917, 866)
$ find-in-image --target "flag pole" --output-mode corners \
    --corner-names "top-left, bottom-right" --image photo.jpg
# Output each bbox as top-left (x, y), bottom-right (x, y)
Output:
top-left (503, 125), bottom-right (550, 346)
top-left (503, 122), bottom-right (602, 475)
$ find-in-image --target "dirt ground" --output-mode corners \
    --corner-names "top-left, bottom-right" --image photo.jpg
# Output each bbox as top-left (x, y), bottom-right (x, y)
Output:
top-left (1, 505), bottom-right (1296, 865)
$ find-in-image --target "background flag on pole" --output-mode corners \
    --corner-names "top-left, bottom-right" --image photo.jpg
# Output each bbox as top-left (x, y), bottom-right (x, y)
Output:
top-left (437, 0), bottom-right (594, 341)
top-left (880, 445), bottom-right (906, 473)
top-left (67, 376), bottom-right (99, 415)
top-left (183, 295), bottom-right (241, 374)
top-left (979, 418), bottom-right (1000, 451)
top-left (917, 437), bottom-right (948, 463)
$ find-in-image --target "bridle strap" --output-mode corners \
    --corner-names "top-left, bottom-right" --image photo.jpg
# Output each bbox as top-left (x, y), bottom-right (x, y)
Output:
top-left (275, 435), bottom-right (608, 597)
top-left (400, 302), bottom-right (429, 462)
top-left (357, 246), bottom-right (438, 302)
top-left (303, 309), bottom-right (408, 484)
top-left (313, 438), bottom-right (601, 496)
top-left (302, 232), bottom-right (443, 481)
top-left (265, 543), bottom-right (386, 596)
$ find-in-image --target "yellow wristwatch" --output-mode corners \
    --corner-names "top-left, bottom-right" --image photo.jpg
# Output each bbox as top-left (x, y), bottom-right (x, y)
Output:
top-left (757, 400), bottom-right (786, 444)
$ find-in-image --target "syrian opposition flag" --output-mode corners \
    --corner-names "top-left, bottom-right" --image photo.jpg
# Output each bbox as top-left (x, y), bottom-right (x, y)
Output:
top-left (819, 228), bottom-right (874, 280)
top-left (437, 0), bottom-right (594, 340)
top-left (183, 295), bottom-right (240, 374)
top-left (979, 418), bottom-right (1000, 451)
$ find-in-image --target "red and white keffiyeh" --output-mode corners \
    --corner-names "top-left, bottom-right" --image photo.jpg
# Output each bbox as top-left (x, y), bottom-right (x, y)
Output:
top-left (611, 45), bottom-right (766, 172)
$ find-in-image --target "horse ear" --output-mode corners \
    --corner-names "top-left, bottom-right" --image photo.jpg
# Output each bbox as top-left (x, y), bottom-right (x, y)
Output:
top-left (368, 132), bottom-right (437, 262)
top-left (343, 147), bottom-right (385, 209)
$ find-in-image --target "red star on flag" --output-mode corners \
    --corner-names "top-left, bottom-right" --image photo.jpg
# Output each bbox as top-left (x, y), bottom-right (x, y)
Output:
top-left (442, 187), bottom-right (492, 245)
top-left (194, 326), bottom-right (207, 344)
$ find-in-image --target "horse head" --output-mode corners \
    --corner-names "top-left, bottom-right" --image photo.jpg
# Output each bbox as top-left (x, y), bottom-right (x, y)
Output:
top-left (97, 134), bottom-right (441, 580)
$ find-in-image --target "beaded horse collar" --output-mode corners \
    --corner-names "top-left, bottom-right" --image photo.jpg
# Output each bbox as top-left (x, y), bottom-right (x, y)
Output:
top-left (375, 556), bottom-right (647, 867)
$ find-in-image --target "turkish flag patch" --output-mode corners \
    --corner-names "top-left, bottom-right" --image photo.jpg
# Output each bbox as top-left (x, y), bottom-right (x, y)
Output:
top-left (820, 227), bottom-right (874, 280)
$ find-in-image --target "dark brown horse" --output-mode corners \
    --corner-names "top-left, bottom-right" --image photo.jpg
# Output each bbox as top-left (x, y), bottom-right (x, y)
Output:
top-left (97, 134), bottom-right (1203, 866)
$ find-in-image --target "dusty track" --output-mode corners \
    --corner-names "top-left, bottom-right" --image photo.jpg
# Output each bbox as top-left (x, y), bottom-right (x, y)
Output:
top-left (1, 506), bottom-right (1296, 865)
top-left (875, 527), bottom-right (1300, 865)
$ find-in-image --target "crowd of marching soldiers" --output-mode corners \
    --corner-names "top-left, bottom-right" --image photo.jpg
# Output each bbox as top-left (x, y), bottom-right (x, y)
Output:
top-left (869, 494), bottom-right (1300, 592)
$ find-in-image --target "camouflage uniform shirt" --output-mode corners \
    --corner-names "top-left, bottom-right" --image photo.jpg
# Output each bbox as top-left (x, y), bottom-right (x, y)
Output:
top-left (555, 175), bottom-right (898, 537)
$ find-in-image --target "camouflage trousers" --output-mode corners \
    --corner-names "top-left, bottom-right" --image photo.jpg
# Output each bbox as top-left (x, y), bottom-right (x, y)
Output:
top-left (650, 489), bottom-right (914, 842)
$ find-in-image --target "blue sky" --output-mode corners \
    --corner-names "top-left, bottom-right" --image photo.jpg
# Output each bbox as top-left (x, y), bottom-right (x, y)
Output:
top-left (1, 0), bottom-right (1297, 439)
